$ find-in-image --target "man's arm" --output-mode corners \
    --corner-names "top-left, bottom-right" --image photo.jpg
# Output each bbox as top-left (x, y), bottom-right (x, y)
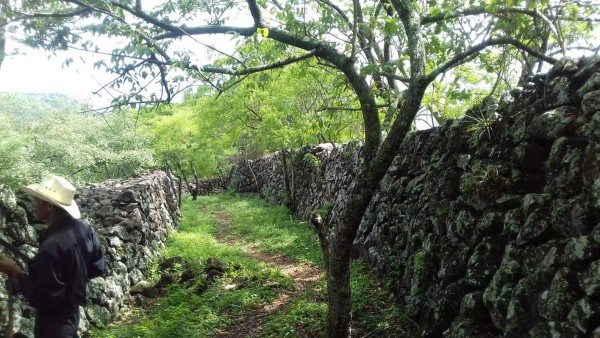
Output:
top-left (0, 255), bottom-right (23, 279)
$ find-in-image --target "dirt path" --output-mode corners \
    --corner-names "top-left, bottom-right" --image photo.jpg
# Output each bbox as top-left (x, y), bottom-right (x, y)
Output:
top-left (210, 210), bottom-right (323, 338)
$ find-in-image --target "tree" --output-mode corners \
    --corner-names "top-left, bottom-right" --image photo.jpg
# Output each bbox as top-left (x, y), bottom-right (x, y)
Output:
top-left (4, 0), bottom-right (599, 335)
top-left (0, 92), bottom-right (154, 188)
top-left (143, 60), bottom-right (363, 197)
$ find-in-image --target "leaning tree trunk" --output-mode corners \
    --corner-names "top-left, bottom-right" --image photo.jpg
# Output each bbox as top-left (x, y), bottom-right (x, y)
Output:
top-left (323, 1), bottom-right (427, 335)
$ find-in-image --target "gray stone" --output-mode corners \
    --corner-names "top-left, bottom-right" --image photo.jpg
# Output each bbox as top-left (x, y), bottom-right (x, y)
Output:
top-left (563, 236), bottom-right (598, 265)
top-left (466, 237), bottom-right (501, 287)
top-left (582, 90), bottom-right (600, 116)
top-left (483, 245), bottom-right (521, 330)
top-left (579, 260), bottom-right (600, 298)
top-left (568, 297), bottom-right (600, 334)
top-left (538, 268), bottom-right (577, 321)
top-left (547, 138), bottom-right (583, 197)
top-left (550, 197), bottom-right (591, 237)
top-left (504, 276), bottom-right (542, 336)
top-left (517, 210), bottom-right (553, 246)
top-left (85, 304), bottom-right (111, 327)
top-left (530, 106), bottom-right (584, 140)
top-left (129, 281), bottom-right (149, 295)
top-left (548, 57), bottom-right (579, 79)
top-left (544, 76), bottom-right (577, 109)
top-left (0, 184), bottom-right (17, 214)
top-left (528, 321), bottom-right (580, 337)
top-left (577, 73), bottom-right (600, 98)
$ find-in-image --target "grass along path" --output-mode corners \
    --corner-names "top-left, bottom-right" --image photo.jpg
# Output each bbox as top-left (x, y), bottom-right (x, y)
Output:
top-left (90, 193), bottom-right (413, 337)
top-left (210, 210), bottom-right (322, 337)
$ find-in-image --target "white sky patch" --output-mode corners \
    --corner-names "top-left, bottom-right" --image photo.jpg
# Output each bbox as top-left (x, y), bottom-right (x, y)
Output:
top-left (0, 39), bottom-right (120, 109)
top-left (0, 5), bottom-right (255, 109)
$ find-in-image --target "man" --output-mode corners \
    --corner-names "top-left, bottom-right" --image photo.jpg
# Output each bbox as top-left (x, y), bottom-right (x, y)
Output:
top-left (0, 175), bottom-right (105, 338)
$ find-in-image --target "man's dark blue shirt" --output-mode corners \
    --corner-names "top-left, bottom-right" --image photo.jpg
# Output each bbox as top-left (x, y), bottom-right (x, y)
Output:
top-left (19, 215), bottom-right (106, 319)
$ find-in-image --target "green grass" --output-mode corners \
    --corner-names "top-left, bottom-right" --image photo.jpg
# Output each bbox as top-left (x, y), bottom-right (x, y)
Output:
top-left (198, 192), bottom-right (324, 266)
top-left (90, 192), bottom-right (412, 338)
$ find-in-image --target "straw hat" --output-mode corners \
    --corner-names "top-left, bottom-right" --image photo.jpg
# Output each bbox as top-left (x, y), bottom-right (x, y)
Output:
top-left (21, 175), bottom-right (81, 219)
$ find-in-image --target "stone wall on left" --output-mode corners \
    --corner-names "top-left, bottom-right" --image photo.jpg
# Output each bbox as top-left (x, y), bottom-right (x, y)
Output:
top-left (0, 170), bottom-right (180, 337)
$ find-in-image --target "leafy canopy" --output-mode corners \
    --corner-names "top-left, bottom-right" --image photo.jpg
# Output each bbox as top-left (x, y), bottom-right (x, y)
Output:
top-left (0, 92), bottom-right (154, 188)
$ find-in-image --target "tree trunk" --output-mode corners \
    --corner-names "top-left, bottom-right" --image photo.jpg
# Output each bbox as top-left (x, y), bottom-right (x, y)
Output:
top-left (323, 1), bottom-right (427, 335)
top-left (281, 149), bottom-right (293, 208)
top-left (189, 161), bottom-right (199, 200)
top-left (326, 248), bottom-right (352, 337)
top-left (175, 160), bottom-right (192, 195)
top-left (325, 171), bottom-right (377, 337)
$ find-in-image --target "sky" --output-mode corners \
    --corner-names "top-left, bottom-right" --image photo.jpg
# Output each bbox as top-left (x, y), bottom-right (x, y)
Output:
top-left (0, 3), bottom-right (253, 110)
top-left (0, 44), bottom-right (115, 107)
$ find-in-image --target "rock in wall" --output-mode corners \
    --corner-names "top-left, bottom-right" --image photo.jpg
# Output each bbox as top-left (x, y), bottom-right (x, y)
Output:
top-left (0, 170), bottom-right (179, 337)
top-left (228, 56), bottom-right (600, 337)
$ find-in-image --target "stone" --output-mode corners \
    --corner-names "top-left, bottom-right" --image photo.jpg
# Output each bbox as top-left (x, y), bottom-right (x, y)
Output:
top-left (574, 55), bottom-right (600, 83)
top-left (141, 286), bottom-right (159, 298)
top-left (0, 184), bottom-right (17, 215)
top-left (155, 272), bottom-right (177, 289)
top-left (483, 245), bottom-right (521, 330)
top-left (504, 276), bottom-right (541, 336)
top-left (466, 237), bottom-right (502, 287)
top-left (544, 76), bottom-right (577, 109)
top-left (547, 138), bottom-right (583, 197)
top-left (530, 106), bottom-right (584, 140)
top-left (579, 260), bottom-right (600, 298)
top-left (594, 179), bottom-right (600, 209)
top-left (538, 268), bottom-right (577, 321)
top-left (563, 236), bottom-right (599, 265)
top-left (444, 317), bottom-right (500, 338)
top-left (437, 246), bottom-right (468, 281)
top-left (517, 211), bottom-right (553, 246)
top-left (582, 90), bottom-right (600, 116)
top-left (568, 297), bottom-right (600, 334)
top-left (528, 321), bottom-right (580, 337)
top-left (117, 189), bottom-right (137, 203)
top-left (550, 197), bottom-right (591, 237)
top-left (593, 225), bottom-right (600, 244)
top-left (85, 304), bottom-right (111, 327)
top-left (158, 256), bottom-right (186, 272)
top-left (129, 281), bottom-right (149, 295)
top-left (548, 57), bottom-right (580, 79)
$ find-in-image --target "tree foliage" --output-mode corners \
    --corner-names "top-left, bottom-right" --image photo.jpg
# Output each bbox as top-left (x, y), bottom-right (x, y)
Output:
top-left (0, 92), bottom-right (154, 188)
top-left (143, 60), bottom-right (362, 181)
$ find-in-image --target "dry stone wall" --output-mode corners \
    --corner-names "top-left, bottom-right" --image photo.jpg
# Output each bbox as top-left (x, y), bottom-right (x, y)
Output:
top-left (0, 170), bottom-right (179, 337)
top-left (228, 56), bottom-right (600, 337)
top-left (229, 143), bottom-right (362, 220)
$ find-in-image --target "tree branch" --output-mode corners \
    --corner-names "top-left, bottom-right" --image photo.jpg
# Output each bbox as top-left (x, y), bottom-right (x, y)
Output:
top-left (422, 6), bottom-right (533, 24)
top-left (425, 37), bottom-right (558, 85)
top-left (202, 50), bottom-right (317, 76)
top-left (381, 72), bottom-right (411, 84)
top-left (110, 1), bottom-right (180, 34)
top-left (319, 104), bottom-right (388, 112)
top-left (315, 0), bottom-right (351, 26)
top-left (1, 6), bottom-right (91, 27)
top-left (422, 5), bottom-right (600, 25)
top-left (154, 25), bottom-right (256, 40)
top-left (246, 0), bottom-right (263, 27)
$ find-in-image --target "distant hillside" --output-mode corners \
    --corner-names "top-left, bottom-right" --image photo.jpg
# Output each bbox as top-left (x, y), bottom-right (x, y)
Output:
top-left (0, 92), bottom-right (87, 118)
